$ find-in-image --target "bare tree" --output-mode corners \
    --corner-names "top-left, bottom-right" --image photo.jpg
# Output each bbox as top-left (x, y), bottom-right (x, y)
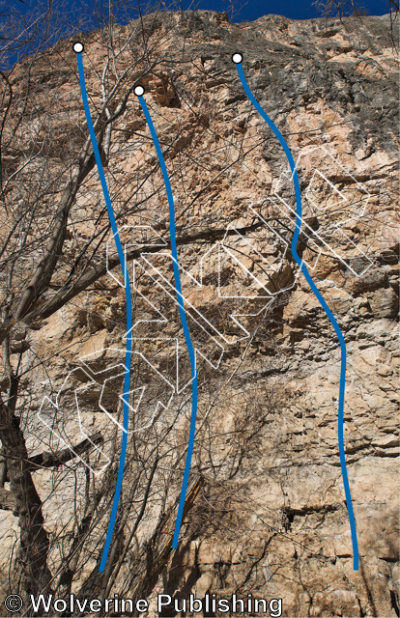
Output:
top-left (2, 0), bottom-right (393, 613)
top-left (313, 0), bottom-right (399, 20)
top-left (0, 0), bottom-right (292, 611)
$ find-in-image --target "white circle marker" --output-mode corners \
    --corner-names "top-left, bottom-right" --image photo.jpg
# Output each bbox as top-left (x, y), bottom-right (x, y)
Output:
top-left (232, 53), bottom-right (243, 64)
top-left (73, 42), bottom-right (84, 53)
top-left (134, 85), bottom-right (145, 97)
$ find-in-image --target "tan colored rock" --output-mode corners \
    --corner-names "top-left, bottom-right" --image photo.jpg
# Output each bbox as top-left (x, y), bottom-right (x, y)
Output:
top-left (369, 287), bottom-right (399, 319)
top-left (0, 9), bottom-right (398, 617)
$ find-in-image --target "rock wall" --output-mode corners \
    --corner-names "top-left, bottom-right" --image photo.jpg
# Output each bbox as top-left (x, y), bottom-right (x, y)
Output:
top-left (0, 9), bottom-right (398, 617)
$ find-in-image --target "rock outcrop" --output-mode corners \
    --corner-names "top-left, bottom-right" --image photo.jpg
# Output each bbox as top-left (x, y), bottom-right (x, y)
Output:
top-left (0, 9), bottom-right (398, 617)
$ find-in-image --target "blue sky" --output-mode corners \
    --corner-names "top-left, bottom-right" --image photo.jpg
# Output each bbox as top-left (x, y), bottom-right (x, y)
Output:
top-left (7, 0), bottom-right (393, 23)
top-left (182, 0), bottom-right (392, 20)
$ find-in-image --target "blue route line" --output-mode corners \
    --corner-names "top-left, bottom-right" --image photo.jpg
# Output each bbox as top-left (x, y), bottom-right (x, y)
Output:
top-left (235, 59), bottom-right (359, 571)
top-left (137, 94), bottom-right (198, 549)
top-left (76, 51), bottom-right (133, 573)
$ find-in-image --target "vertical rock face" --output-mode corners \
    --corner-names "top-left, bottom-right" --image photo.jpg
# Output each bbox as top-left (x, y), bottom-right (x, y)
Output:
top-left (0, 9), bottom-right (398, 617)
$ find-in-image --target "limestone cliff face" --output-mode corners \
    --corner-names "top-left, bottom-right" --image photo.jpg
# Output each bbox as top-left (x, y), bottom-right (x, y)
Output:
top-left (0, 9), bottom-right (398, 617)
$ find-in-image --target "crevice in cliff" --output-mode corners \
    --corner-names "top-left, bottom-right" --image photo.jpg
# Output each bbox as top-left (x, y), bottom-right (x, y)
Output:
top-left (357, 595), bottom-right (366, 617)
top-left (360, 559), bottom-right (378, 618)
top-left (284, 503), bottom-right (341, 519)
top-left (391, 591), bottom-right (400, 617)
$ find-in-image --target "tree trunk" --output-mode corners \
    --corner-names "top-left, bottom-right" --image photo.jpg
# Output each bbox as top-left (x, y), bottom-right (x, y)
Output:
top-left (0, 388), bottom-right (52, 597)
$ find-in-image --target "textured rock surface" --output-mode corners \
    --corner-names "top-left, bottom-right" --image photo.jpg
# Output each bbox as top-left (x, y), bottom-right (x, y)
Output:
top-left (0, 9), bottom-right (399, 617)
